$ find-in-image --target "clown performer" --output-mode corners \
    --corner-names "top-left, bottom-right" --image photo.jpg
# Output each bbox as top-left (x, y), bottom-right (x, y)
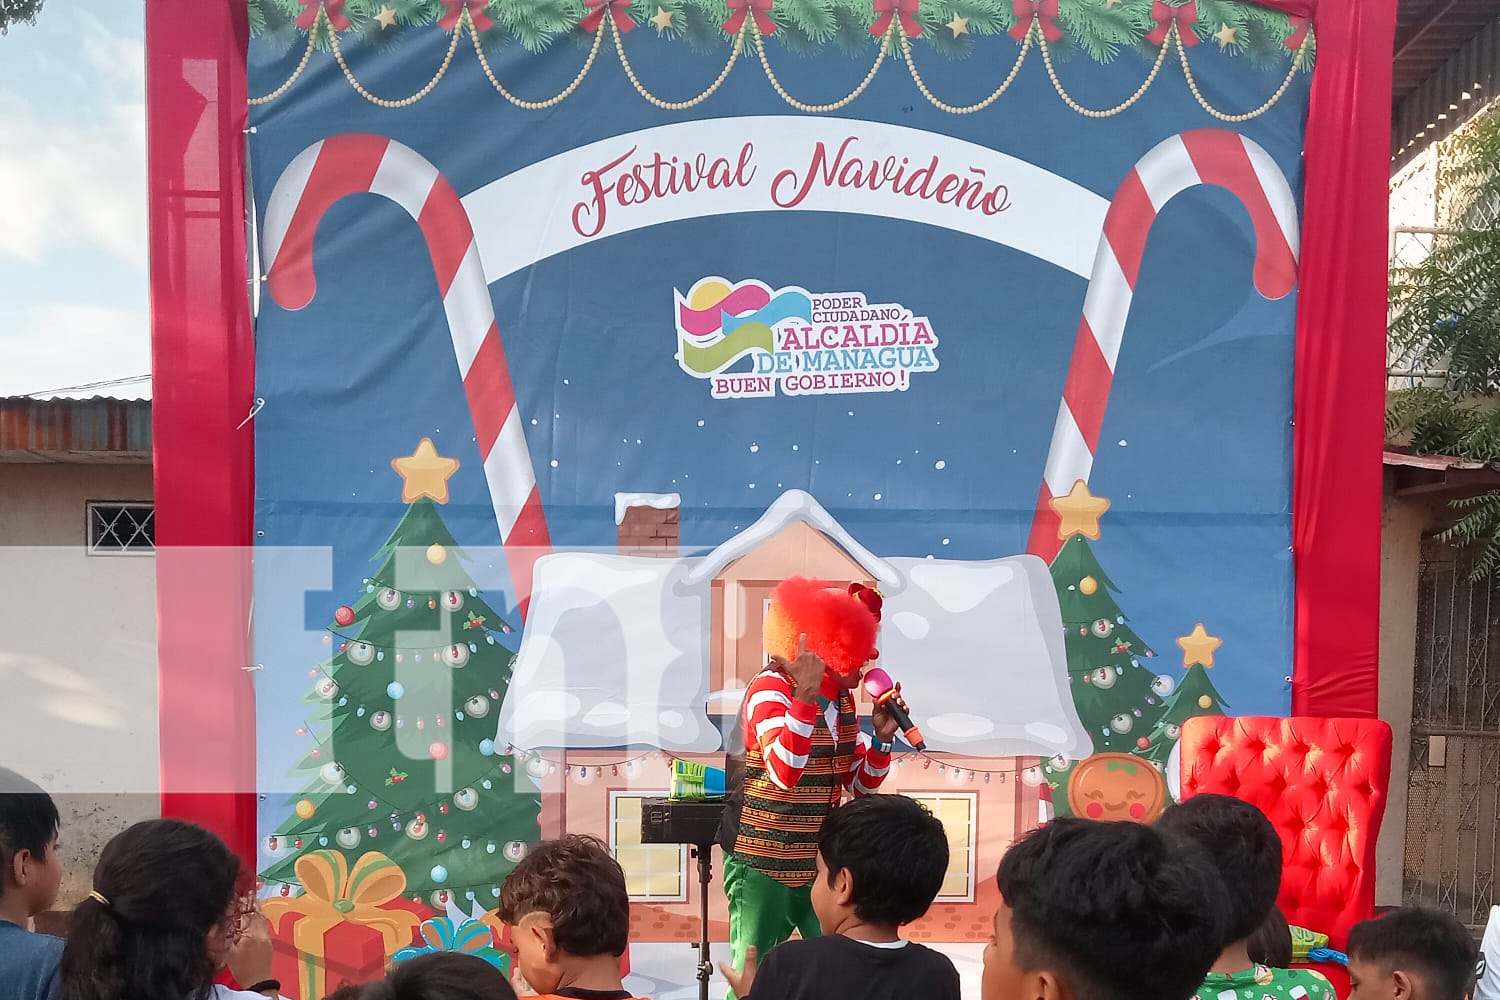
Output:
top-left (715, 576), bottom-right (908, 998)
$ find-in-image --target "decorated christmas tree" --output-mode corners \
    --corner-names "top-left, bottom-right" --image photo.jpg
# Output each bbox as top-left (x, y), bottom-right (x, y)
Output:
top-left (261, 438), bottom-right (540, 906)
top-left (1146, 624), bottom-right (1230, 760)
top-left (1043, 481), bottom-right (1177, 815)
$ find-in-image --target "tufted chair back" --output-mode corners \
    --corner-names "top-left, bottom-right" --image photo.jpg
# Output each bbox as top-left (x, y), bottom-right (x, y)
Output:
top-left (1179, 716), bottom-right (1393, 949)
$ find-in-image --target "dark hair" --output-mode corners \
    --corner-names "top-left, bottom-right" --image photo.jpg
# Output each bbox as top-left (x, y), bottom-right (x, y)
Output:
top-left (1348, 908), bottom-right (1479, 1000)
top-left (1155, 794), bottom-right (1282, 943)
top-left (497, 834), bottom-right (629, 958)
top-left (817, 795), bottom-right (948, 926)
top-left (996, 818), bottom-right (1228, 1000)
top-left (363, 955), bottom-right (517, 1000)
top-left (58, 819), bottom-right (242, 1000)
top-left (0, 767), bottom-right (60, 896)
top-left (1247, 907), bottom-right (1293, 968)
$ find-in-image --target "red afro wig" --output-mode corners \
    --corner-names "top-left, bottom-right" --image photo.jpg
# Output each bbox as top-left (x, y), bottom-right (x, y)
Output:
top-left (763, 576), bottom-right (881, 679)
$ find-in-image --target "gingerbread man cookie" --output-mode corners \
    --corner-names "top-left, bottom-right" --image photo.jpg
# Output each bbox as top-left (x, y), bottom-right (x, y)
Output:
top-left (1066, 752), bottom-right (1168, 823)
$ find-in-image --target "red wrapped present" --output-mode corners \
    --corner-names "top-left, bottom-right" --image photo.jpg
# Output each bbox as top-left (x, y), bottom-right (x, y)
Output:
top-left (264, 850), bottom-right (426, 999)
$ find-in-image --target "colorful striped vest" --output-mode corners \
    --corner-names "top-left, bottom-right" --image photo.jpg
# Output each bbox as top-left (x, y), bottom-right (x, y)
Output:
top-left (719, 688), bottom-right (859, 886)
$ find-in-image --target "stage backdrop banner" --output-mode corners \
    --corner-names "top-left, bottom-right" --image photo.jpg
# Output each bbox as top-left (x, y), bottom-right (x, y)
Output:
top-left (246, 0), bottom-right (1319, 983)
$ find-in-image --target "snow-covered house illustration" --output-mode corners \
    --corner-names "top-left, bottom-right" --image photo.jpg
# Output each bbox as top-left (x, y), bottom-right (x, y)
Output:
top-left (496, 490), bottom-right (1087, 943)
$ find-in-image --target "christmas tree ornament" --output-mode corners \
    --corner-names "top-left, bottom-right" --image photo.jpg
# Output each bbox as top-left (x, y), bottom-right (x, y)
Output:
top-left (295, 799), bottom-right (316, 819)
top-left (377, 587), bottom-right (402, 611)
top-left (395, 653), bottom-right (404, 663)
top-left (391, 438), bottom-right (461, 504)
top-left (486, 842), bottom-right (497, 854)
top-left (436, 831), bottom-right (447, 842)
top-left (503, 841), bottom-right (528, 862)
top-left (429, 742), bottom-right (449, 760)
top-left (438, 802), bottom-right (449, 815)
top-left (347, 641), bottom-right (376, 666)
top-left (310, 749), bottom-right (321, 758)
top-left (406, 598), bottom-right (416, 609)
top-left (319, 762), bottom-right (346, 784)
top-left (442, 643), bottom-right (470, 668)
top-left (442, 590), bottom-right (465, 612)
top-left (387, 682), bottom-right (406, 700)
top-left (1109, 713), bottom-right (1133, 733)
top-left (317, 679), bottom-right (339, 699)
top-left (371, 711), bottom-right (392, 731)
top-left (266, 835), bottom-right (280, 851)
top-left (502, 764), bottom-right (513, 774)
top-left (336, 827), bottom-right (362, 849)
top-left (1151, 674), bottom-right (1176, 697)
top-left (1089, 666), bottom-right (1118, 689)
top-left (454, 787), bottom-right (479, 811)
top-left (1137, 736), bottom-right (1151, 750)
top-left (461, 838), bottom-right (472, 849)
top-left (334, 605), bottom-right (356, 626)
top-left (406, 817), bottom-right (429, 840)
top-left (1090, 618), bottom-right (1114, 638)
top-left (281, 885), bottom-right (291, 897)
top-left (1079, 576), bottom-right (1098, 595)
top-left (369, 826), bottom-right (379, 837)
top-left (428, 599), bottom-right (438, 610)
top-left (416, 718), bottom-right (425, 730)
top-left (479, 738), bottom-right (496, 756)
top-left (427, 542), bottom-right (447, 564)
top-left (431, 864), bottom-right (449, 882)
top-left (294, 838), bottom-right (304, 849)
top-left (367, 799), bottom-right (378, 810)
top-left (318, 837), bottom-right (329, 847)
top-left (1198, 694), bottom-right (1213, 709)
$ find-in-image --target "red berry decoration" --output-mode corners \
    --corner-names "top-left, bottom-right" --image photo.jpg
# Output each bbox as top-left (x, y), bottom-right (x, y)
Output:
top-left (334, 605), bottom-right (355, 627)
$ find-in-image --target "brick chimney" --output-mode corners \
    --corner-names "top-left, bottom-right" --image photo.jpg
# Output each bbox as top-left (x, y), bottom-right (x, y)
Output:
top-left (615, 493), bottom-right (680, 557)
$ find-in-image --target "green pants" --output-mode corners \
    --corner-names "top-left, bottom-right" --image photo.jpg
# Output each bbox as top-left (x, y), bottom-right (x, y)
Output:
top-left (722, 851), bottom-right (821, 1000)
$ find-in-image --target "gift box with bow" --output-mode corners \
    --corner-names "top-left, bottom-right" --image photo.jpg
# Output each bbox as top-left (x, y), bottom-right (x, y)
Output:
top-left (393, 916), bottom-right (512, 975)
top-left (263, 850), bottom-right (425, 999)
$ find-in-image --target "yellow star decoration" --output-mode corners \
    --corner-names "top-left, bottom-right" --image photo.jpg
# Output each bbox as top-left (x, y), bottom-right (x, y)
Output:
top-left (391, 438), bottom-right (461, 504)
top-left (1049, 480), bottom-right (1111, 541)
top-left (947, 14), bottom-right (969, 36)
top-left (374, 5), bottom-right (397, 29)
top-left (651, 7), bottom-right (674, 31)
top-left (1176, 623), bottom-right (1223, 668)
top-left (1214, 23), bottom-right (1237, 48)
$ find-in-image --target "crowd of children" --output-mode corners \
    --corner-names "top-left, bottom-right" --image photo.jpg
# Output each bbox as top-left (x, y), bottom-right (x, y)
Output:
top-left (2, 759), bottom-right (1489, 1000)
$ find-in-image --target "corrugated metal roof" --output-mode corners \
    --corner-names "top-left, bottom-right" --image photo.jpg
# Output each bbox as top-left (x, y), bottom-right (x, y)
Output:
top-left (0, 396), bottom-right (151, 458)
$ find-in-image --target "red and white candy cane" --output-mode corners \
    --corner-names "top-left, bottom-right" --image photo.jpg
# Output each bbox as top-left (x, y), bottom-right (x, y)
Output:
top-left (1026, 128), bottom-right (1300, 562)
top-left (262, 134), bottom-right (551, 618)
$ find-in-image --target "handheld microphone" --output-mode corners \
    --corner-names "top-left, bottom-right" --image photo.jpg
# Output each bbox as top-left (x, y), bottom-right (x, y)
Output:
top-left (862, 667), bottom-right (926, 751)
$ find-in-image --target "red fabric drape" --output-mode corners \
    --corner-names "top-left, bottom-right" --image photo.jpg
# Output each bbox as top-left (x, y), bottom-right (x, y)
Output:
top-left (1258, 0), bottom-right (1395, 718)
top-left (146, 3), bottom-right (259, 866)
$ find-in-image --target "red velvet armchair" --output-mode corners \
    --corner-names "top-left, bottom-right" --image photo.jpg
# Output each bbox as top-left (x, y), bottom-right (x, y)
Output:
top-left (1179, 716), bottom-right (1394, 993)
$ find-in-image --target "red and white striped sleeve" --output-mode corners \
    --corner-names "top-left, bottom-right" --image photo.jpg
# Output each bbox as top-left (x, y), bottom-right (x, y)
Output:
top-left (743, 669), bottom-right (820, 790)
top-left (846, 728), bottom-right (892, 797)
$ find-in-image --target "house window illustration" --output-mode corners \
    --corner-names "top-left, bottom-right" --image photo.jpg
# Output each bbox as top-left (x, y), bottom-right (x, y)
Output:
top-left (609, 792), bottom-right (687, 902)
top-left (905, 793), bottom-right (978, 901)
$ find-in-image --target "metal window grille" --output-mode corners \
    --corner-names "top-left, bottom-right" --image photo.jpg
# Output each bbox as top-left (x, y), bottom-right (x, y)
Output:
top-left (86, 502), bottom-right (155, 555)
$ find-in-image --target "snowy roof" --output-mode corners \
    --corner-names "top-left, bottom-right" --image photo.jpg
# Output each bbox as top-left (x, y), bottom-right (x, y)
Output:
top-left (614, 492), bottom-right (681, 525)
top-left (497, 552), bottom-right (720, 753)
top-left (880, 555), bottom-right (1089, 758)
top-left (497, 494), bottom-right (1090, 759)
top-left (683, 490), bottom-right (899, 587)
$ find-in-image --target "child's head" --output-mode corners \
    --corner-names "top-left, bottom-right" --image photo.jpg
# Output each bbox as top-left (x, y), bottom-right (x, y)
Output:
top-left (59, 818), bottom-right (246, 1000)
top-left (812, 795), bottom-right (949, 934)
top-left (1155, 794), bottom-right (1282, 948)
top-left (1247, 907), bottom-right (1292, 968)
top-left (364, 954), bottom-right (518, 1000)
top-left (496, 834), bottom-right (629, 995)
top-left (983, 817), bottom-right (1228, 1000)
top-left (1347, 908), bottom-right (1479, 1000)
top-left (0, 767), bottom-right (62, 916)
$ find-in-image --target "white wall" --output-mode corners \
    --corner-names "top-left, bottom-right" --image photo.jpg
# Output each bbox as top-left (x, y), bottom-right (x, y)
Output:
top-left (0, 463), bottom-right (161, 904)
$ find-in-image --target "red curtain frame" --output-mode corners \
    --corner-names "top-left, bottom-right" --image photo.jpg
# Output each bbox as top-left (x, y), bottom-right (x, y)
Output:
top-left (146, 0), bottom-right (1395, 861)
top-left (145, 3), bottom-right (258, 867)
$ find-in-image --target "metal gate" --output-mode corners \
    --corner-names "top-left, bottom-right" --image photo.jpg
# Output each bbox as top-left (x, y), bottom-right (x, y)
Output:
top-left (1404, 537), bottom-right (1500, 933)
